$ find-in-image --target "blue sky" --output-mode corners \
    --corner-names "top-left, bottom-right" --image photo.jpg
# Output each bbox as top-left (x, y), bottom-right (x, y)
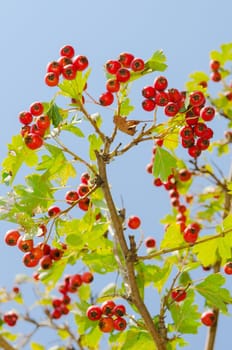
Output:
top-left (0, 1), bottom-right (232, 349)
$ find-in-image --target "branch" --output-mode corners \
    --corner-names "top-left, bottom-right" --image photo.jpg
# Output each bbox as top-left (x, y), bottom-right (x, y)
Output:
top-left (138, 227), bottom-right (232, 261)
top-left (96, 151), bottom-right (167, 350)
top-left (0, 335), bottom-right (16, 350)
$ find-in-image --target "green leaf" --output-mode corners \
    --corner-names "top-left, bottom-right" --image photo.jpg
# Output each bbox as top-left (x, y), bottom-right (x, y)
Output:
top-left (110, 327), bottom-right (154, 350)
top-left (88, 134), bottom-right (104, 161)
top-left (169, 290), bottom-right (201, 334)
top-left (47, 103), bottom-right (63, 127)
top-left (192, 238), bottom-right (218, 266)
top-left (1, 135), bottom-right (38, 184)
top-left (160, 223), bottom-right (184, 249)
top-left (59, 69), bottom-right (91, 99)
top-left (153, 147), bottom-right (177, 181)
top-left (146, 50), bottom-right (168, 72)
top-left (195, 274), bottom-right (232, 312)
top-left (185, 71), bottom-right (209, 92)
top-left (120, 98), bottom-right (135, 116)
top-left (78, 283), bottom-right (91, 302)
top-left (61, 123), bottom-right (85, 137)
top-left (30, 343), bottom-right (45, 350)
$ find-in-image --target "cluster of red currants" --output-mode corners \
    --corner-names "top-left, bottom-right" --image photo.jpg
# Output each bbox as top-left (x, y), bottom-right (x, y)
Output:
top-left (45, 45), bottom-right (89, 87)
top-left (3, 311), bottom-right (19, 327)
top-left (50, 271), bottom-right (93, 320)
top-left (4, 227), bottom-right (66, 269)
top-left (86, 300), bottom-right (127, 333)
top-left (19, 101), bottom-right (50, 150)
top-left (99, 52), bottom-right (145, 106)
top-left (210, 59), bottom-right (222, 82)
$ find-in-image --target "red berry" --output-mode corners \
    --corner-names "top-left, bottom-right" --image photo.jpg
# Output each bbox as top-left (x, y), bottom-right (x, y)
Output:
top-left (189, 91), bottom-right (205, 107)
top-left (153, 178), bottom-right (163, 187)
top-left (30, 124), bottom-right (46, 137)
top-left (73, 55), bottom-right (89, 71)
top-left (30, 102), bottom-right (44, 116)
top-left (168, 88), bottom-right (182, 103)
top-left (99, 316), bottom-right (114, 333)
top-left (65, 190), bottom-right (79, 204)
top-left (210, 60), bottom-right (220, 71)
top-left (164, 102), bottom-right (179, 117)
top-left (101, 300), bottom-right (116, 316)
top-left (106, 79), bottom-right (120, 93)
top-left (36, 115), bottom-right (50, 130)
top-left (31, 246), bottom-right (43, 260)
top-left (47, 61), bottom-right (62, 75)
top-left (188, 145), bottom-right (201, 158)
top-left (20, 125), bottom-right (31, 137)
top-left (200, 106), bottom-right (215, 122)
top-left (201, 311), bottom-right (216, 326)
top-left (99, 91), bottom-right (114, 106)
top-left (81, 271), bottom-right (94, 283)
top-left (23, 252), bottom-right (39, 268)
top-left (113, 317), bottom-right (127, 331)
top-left (48, 206), bottom-right (61, 217)
top-left (50, 248), bottom-right (63, 261)
top-left (118, 52), bottom-right (134, 68)
top-left (17, 236), bottom-right (34, 252)
top-left (60, 45), bottom-right (75, 59)
top-left (142, 86), bottom-right (156, 99)
top-left (210, 71), bottom-right (221, 82)
top-left (171, 288), bottom-right (187, 302)
top-left (153, 76), bottom-right (168, 91)
top-left (145, 237), bottom-right (156, 248)
top-left (196, 137), bottom-right (210, 151)
top-left (69, 274), bottom-right (83, 288)
top-left (223, 261), bottom-right (232, 275)
top-left (202, 127), bottom-right (214, 139)
top-left (77, 184), bottom-right (89, 197)
top-left (86, 305), bottom-right (102, 321)
top-left (40, 255), bottom-right (53, 270)
top-left (78, 197), bottom-right (90, 211)
top-left (127, 215), bottom-right (141, 229)
top-left (18, 111), bottom-right (33, 125)
top-left (62, 64), bottom-right (77, 80)
top-left (130, 58), bottom-right (145, 72)
top-left (113, 304), bottom-right (126, 317)
top-left (80, 172), bottom-right (90, 184)
top-left (24, 133), bottom-right (43, 150)
top-left (179, 125), bottom-right (194, 140)
top-left (105, 60), bottom-right (121, 75)
top-left (142, 99), bottom-right (156, 111)
top-left (4, 229), bottom-right (21, 246)
top-left (183, 224), bottom-right (199, 243)
top-left (178, 169), bottom-right (192, 182)
top-left (45, 72), bottom-right (59, 87)
top-left (185, 110), bottom-right (199, 126)
top-left (116, 68), bottom-right (130, 83)
top-left (155, 91), bottom-right (169, 106)
top-left (58, 56), bottom-right (73, 68)
top-left (194, 122), bottom-right (207, 137)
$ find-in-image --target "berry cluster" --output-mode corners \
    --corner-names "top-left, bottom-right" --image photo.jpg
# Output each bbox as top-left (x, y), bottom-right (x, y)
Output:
top-left (100, 52), bottom-right (145, 106)
top-left (19, 101), bottom-right (49, 150)
top-left (146, 156), bottom-right (201, 243)
top-left (4, 228), bottom-right (66, 269)
top-left (210, 60), bottom-right (221, 82)
top-left (141, 76), bottom-right (186, 113)
top-left (50, 271), bottom-right (93, 320)
top-left (3, 311), bottom-right (18, 327)
top-left (45, 44), bottom-right (89, 87)
top-left (87, 300), bottom-right (127, 333)
top-left (179, 90), bottom-right (215, 158)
